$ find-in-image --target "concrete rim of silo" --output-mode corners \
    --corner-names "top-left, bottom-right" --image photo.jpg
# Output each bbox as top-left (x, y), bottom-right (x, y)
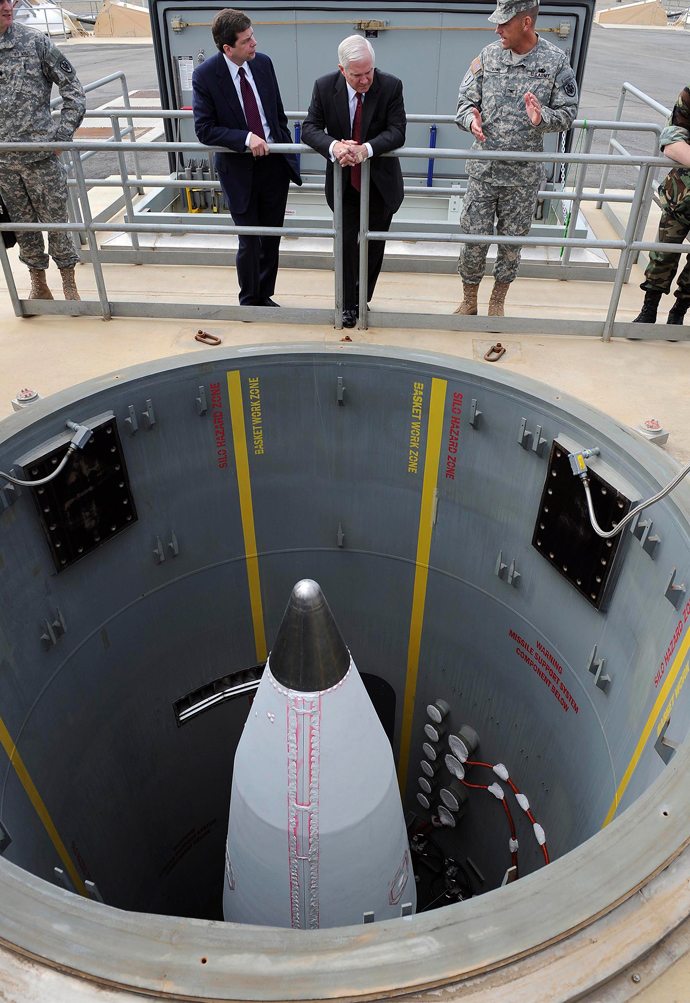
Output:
top-left (0, 344), bottom-right (689, 1001)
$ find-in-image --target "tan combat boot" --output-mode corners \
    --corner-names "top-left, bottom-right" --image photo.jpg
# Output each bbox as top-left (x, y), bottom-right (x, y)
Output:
top-left (29, 268), bottom-right (53, 300)
top-left (488, 281), bottom-right (510, 317)
top-left (453, 282), bottom-right (479, 315)
top-left (60, 266), bottom-right (81, 301)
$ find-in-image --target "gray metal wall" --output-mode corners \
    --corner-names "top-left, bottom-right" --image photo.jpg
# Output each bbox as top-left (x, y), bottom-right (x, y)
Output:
top-left (150, 0), bottom-right (594, 181)
top-left (0, 346), bottom-right (688, 917)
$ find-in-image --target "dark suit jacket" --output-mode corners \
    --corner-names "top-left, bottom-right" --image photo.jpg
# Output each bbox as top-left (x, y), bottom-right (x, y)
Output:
top-left (301, 69), bottom-right (406, 214)
top-left (192, 51), bottom-right (301, 215)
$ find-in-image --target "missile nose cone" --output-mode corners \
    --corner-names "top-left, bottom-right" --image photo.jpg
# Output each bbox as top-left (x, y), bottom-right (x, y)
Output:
top-left (269, 579), bottom-right (350, 691)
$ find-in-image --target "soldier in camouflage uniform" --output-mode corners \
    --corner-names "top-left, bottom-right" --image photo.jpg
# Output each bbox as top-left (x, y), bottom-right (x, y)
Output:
top-left (454, 0), bottom-right (578, 316)
top-left (633, 86), bottom-right (690, 329)
top-left (0, 0), bottom-right (85, 301)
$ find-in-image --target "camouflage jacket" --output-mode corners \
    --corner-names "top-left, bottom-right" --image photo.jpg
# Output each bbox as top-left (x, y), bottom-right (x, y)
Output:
top-left (0, 22), bottom-right (85, 166)
top-left (657, 86), bottom-right (690, 212)
top-left (455, 36), bottom-right (578, 186)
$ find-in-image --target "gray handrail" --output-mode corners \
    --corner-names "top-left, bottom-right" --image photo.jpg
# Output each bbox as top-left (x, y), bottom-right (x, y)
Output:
top-left (0, 140), bottom-right (672, 166)
top-left (596, 81), bottom-right (671, 208)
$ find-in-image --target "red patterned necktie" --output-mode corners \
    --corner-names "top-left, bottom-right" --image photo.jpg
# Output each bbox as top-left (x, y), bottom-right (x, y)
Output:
top-left (238, 65), bottom-right (266, 141)
top-left (350, 92), bottom-right (363, 191)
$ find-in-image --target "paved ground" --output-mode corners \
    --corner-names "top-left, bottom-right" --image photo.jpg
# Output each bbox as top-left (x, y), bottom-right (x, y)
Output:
top-left (578, 24), bottom-right (690, 189)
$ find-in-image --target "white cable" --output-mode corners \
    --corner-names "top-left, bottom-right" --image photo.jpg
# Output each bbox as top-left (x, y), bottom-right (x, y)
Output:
top-left (533, 823), bottom-right (546, 846)
top-left (583, 461), bottom-right (690, 540)
top-left (515, 793), bottom-right (530, 812)
top-left (509, 838), bottom-right (519, 853)
top-left (488, 782), bottom-right (504, 800)
top-left (0, 448), bottom-right (73, 488)
top-left (493, 763), bottom-right (509, 781)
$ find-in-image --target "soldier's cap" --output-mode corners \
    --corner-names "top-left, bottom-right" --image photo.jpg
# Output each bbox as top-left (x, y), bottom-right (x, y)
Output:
top-left (488, 0), bottom-right (539, 24)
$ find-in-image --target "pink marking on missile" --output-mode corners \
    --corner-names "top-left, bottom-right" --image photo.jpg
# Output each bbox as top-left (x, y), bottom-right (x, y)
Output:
top-left (287, 690), bottom-right (321, 928)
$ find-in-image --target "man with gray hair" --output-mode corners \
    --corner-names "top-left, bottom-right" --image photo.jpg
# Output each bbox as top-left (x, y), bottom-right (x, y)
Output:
top-left (302, 35), bottom-right (406, 327)
top-left (454, 0), bottom-right (578, 317)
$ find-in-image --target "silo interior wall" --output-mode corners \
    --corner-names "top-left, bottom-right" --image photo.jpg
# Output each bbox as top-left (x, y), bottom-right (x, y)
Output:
top-left (0, 351), bottom-right (688, 919)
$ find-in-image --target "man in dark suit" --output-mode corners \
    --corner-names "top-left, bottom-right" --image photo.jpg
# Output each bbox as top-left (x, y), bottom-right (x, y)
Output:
top-left (192, 8), bottom-right (301, 307)
top-left (302, 36), bottom-right (406, 327)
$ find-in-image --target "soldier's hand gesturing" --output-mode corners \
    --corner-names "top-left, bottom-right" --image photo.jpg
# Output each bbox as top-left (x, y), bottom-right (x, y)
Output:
top-left (525, 92), bottom-right (542, 126)
top-left (470, 108), bottom-right (485, 142)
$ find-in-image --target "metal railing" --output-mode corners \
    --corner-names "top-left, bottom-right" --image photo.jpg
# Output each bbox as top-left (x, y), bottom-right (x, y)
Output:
top-left (0, 134), bottom-right (687, 342)
top-left (596, 82), bottom-right (672, 274)
top-left (55, 106), bottom-right (663, 276)
top-left (51, 71), bottom-right (144, 184)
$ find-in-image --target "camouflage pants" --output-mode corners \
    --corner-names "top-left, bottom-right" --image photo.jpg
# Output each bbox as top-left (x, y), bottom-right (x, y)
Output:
top-left (458, 179), bottom-right (540, 285)
top-left (640, 206), bottom-right (690, 299)
top-left (0, 155), bottom-right (79, 271)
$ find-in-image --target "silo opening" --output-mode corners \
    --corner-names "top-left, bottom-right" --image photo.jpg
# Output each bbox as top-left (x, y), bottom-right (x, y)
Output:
top-left (0, 349), bottom-right (688, 936)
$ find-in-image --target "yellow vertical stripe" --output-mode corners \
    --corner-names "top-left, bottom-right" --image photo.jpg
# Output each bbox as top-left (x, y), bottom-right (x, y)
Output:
top-left (0, 715), bottom-right (87, 896)
top-left (602, 630), bottom-right (690, 827)
top-left (398, 378), bottom-right (447, 794)
top-left (227, 371), bottom-right (267, 663)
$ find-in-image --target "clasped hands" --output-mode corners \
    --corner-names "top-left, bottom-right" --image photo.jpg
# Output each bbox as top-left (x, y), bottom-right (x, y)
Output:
top-left (469, 91), bottom-right (542, 141)
top-left (333, 140), bottom-right (369, 166)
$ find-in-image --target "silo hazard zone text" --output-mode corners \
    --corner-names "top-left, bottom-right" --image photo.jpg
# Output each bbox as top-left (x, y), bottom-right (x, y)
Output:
top-left (209, 382), bottom-right (228, 468)
top-left (445, 392), bottom-right (463, 480)
top-left (509, 628), bottom-right (579, 714)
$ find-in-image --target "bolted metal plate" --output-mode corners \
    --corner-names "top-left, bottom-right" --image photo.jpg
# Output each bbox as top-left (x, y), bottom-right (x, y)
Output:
top-left (532, 441), bottom-right (632, 610)
top-left (18, 413), bottom-right (137, 573)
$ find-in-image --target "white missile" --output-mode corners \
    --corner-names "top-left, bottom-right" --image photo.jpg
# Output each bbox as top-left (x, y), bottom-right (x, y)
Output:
top-left (223, 579), bottom-right (415, 929)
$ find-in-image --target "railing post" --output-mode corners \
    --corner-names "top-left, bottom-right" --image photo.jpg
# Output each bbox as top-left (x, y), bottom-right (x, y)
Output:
top-left (333, 161), bottom-right (343, 330)
top-left (0, 232), bottom-right (25, 318)
top-left (62, 150), bottom-right (86, 248)
top-left (112, 119), bottom-right (140, 255)
top-left (358, 159), bottom-right (371, 331)
top-left (561, 125), bottom-right (593, 267)
top-left (597, 85), bottom-right (626, 210)
top-left (602, 163), bottom-right (650, 342)
top-left (71, 150), bottom-right (111, 321)
top-left (120, 77), bottom-right (144, 195)
top-left (627, 133), bottom-right (661, 278)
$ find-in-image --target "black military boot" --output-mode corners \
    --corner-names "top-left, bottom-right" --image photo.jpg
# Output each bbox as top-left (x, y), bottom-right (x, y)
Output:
top-left (667, 297), bottom-right (690, 326)
top-left (632, 289), bottom-right (662, 324)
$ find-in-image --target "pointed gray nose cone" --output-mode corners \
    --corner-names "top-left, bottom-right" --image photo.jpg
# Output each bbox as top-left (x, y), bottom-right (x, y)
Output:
top-left (269, 579), bottom-right (350, 692)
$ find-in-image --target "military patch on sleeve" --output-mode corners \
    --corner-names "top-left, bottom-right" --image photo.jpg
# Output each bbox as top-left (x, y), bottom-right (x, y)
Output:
top-left (564, 80), bottom-right (576, 98)
top-left (59, 59), bottom-right (73, 74)
top-left (471, 56), bottom-right (482, 75)
top-left (462, 68), bottom-right (473, 86)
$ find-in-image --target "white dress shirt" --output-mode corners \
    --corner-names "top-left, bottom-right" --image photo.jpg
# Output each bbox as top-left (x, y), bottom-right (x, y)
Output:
top-left (223, 54), bottom-right (273, 146)
top-left (328, 82), bottom-right (374, 162)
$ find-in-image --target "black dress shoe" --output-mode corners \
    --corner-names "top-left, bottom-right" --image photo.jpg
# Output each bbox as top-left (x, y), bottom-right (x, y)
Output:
top-left (342, 309), bottom-right (357, 328)
top-left (261, 297), bottom-right (280, 307)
